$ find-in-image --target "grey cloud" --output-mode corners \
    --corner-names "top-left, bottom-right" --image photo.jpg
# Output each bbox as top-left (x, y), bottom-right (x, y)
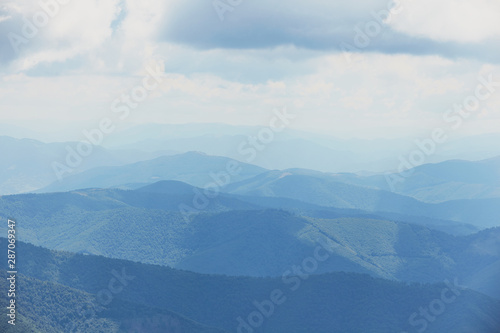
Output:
top-left (158, 0), bottom-right (500, 63)
top-left (0, 9), bottom-right (53, 68)
top-left (0, 14), bottom-right (23, 65)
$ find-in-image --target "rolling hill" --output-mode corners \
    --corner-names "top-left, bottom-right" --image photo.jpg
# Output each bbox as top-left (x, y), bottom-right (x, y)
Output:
top-left (0, 136), bottom-right (171, 195)
top-left (35, 150), bottom-right (500, 228)
top-left (39, 152), bottom-right (267, 193)
top-left (102, 123), bottom-right (500, 173)
top-left (223, 170), bottom-right (500, 228)
top-left (0, 270), bottom-right (227, 333)
top-left (1, 187), bottom-right (499, 299)
top-left (332, 156), bottom-right (500, 203)
top-left (2, 238), bottom-right (500, 333)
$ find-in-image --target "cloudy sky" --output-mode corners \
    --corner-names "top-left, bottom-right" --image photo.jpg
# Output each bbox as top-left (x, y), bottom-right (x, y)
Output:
top-left (0, 0), bottom-right (499, 141)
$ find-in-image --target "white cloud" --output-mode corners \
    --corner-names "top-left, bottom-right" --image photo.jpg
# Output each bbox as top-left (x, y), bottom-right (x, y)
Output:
top-left (2, 0), bottom-right (172, 73)
top-left (3, 0), bottom-right (122, 71)
top-left (389, 0), bottom-right (500, 43)
top-left (1, 0), bottom-right (499, 141)
top-left (3, 51), bottom-right (498, 140)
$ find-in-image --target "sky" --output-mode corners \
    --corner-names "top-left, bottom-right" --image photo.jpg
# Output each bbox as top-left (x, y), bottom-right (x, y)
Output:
top-left (0, 0), bottom-right (499, 141)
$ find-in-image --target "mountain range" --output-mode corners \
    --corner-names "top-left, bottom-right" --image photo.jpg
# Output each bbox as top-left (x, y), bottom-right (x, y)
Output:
top-left (1, 129), bottom-right (499, 332)
top-left (1, 181), bottom-right (499, 300)
top-left (2, 237), bottom-right (500, 333)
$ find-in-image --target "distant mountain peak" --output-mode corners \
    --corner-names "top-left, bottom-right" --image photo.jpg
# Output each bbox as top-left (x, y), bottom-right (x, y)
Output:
top-left (136, 180), bottom-right (195, 194)
top-left (183, 151), bottom-right (208, 156)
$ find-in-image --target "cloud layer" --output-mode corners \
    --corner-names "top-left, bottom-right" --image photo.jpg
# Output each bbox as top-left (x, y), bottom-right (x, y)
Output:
top-left (0, 0), bottom-right (499, 140)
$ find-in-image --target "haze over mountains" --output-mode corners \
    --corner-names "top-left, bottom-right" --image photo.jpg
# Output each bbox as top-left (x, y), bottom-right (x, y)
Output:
top-left (20, 149), bottom-right (498, 231)
top-left (334, 156), bottom-right (500, 203)
top-left (1, 125), bottom-right (500, 332)
top-left (2, 123), bottom-right (500, 195)
top-left (39, 152), bottom-right (266, 193)
top-left (83, 123), bottom-right (500, 169)
top-left (0, 136), bottom-right (170, 195)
